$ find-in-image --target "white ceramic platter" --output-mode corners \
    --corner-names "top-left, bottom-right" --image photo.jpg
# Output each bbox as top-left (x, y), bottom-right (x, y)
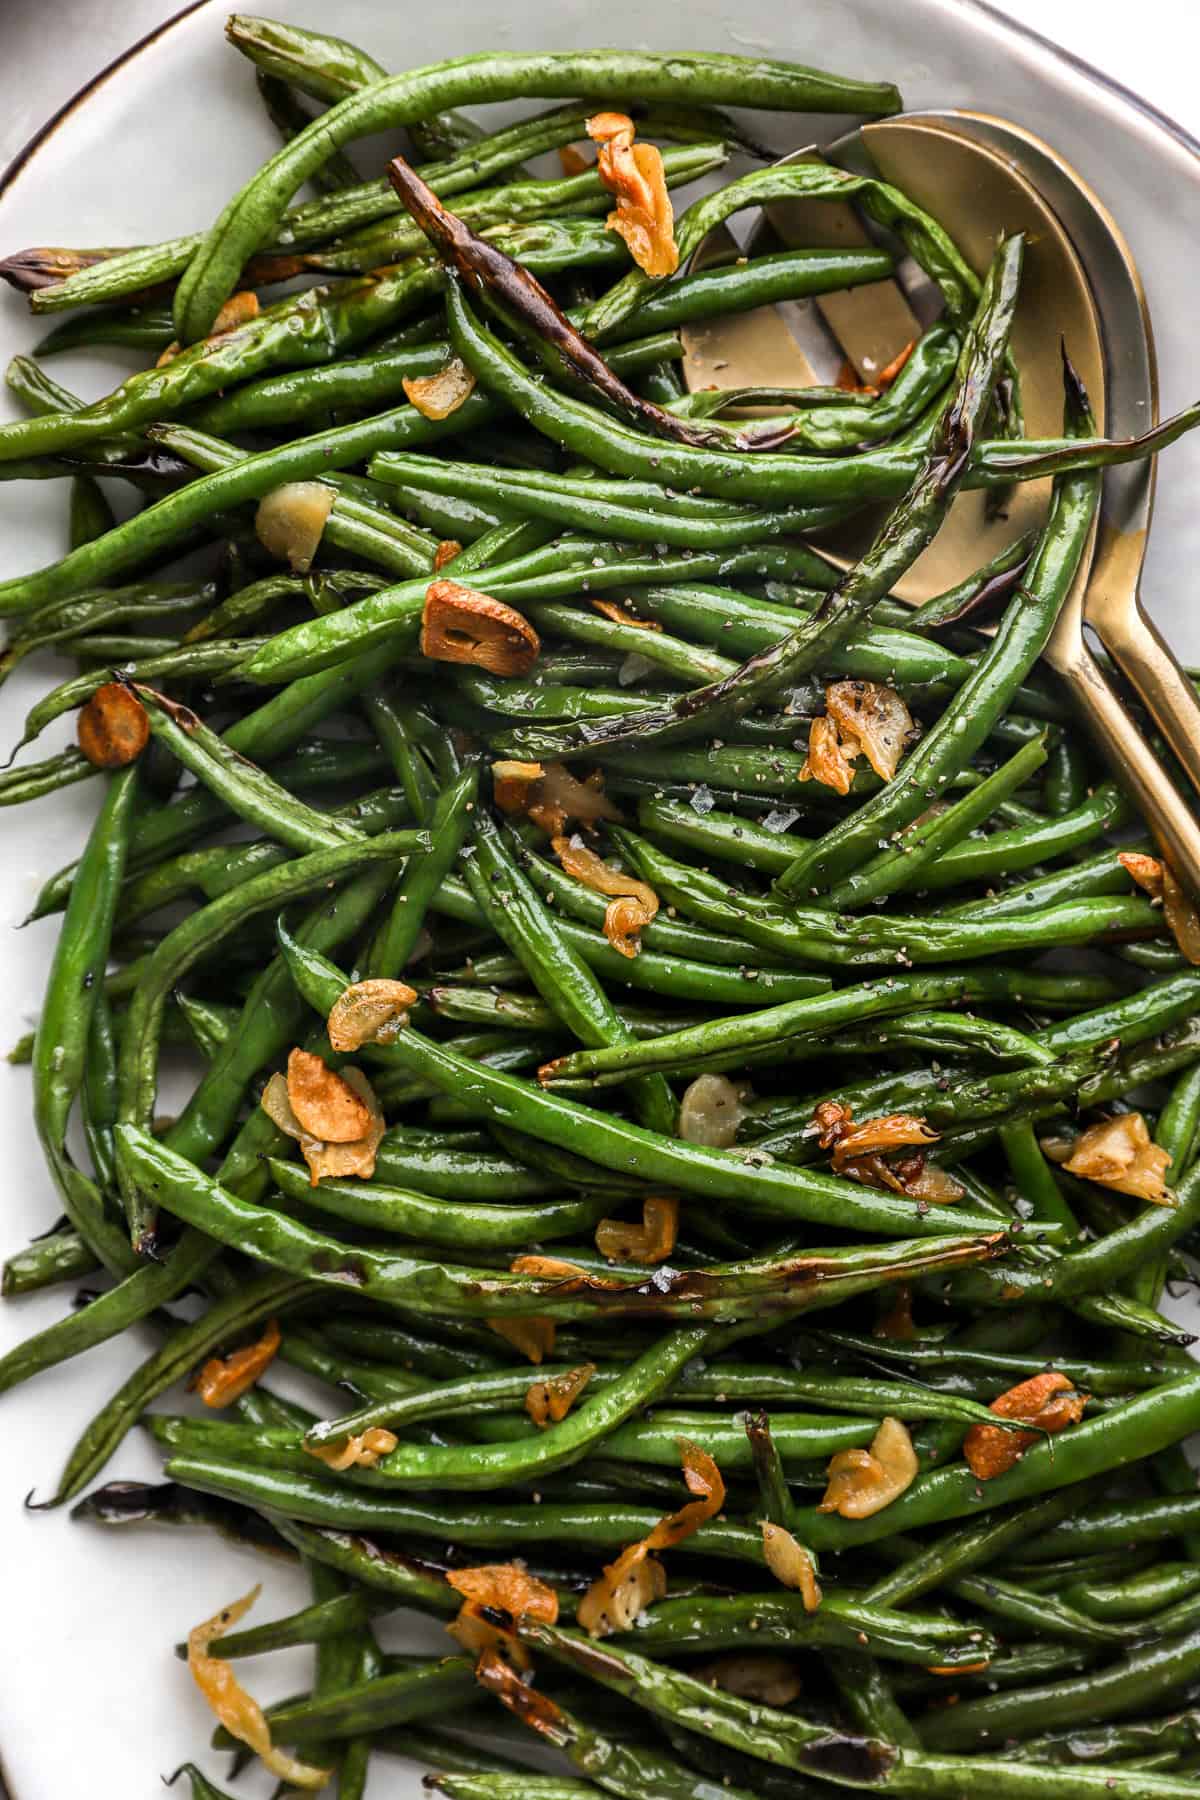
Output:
top-left (2, 3), bottom-right (1200, 1794)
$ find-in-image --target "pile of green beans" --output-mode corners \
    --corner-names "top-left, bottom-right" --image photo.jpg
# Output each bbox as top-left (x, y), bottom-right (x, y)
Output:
top-left (5, 16), bottom-right (1200, 1800)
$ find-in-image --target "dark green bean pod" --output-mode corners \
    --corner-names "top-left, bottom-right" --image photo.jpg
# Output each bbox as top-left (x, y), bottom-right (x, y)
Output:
top-left (0, 318), bottom-right (699, 618)
top-left (518, 1624), bottom-right (1200, 1798)
top-left (461, 807), bottom-right (675, 1134)
top-left (255, 73), bottom-right (365, 192)
top-left (163, 857), bottom-right (406, 1177)
top-left (276, 930), bottom-right (1025, 1239)
top-left (449, 241), bottom-right (1025, 758)
top-left (150, 422), bottom-right (440, 578)
top-left (178, 1585), bottom-right (395, 1660)
top-left (920, 1622), bottom-right (1200, 1750)
top-left (41, 1270), bottom-right (309, 1506)
top-left (613, 829), bottom-right (1155, 973)
top-left (775, 366), bottom-right (1100, 896)
top-left (114, 831), bottom-right (420, 1244)
top-left (784, 1370), bottom-right (1200, 1553)
top-left (370, 451), bottom-right (855, 550)
top-left (268, 1156), bottom-right (608, 1250)
top-left (300, 141), bottom-right (728, 274)
top-left (174, 49), bottom-right (902, 341)
top-left (1, 1226), bottom-right (98, 1297)
top-left (0, 745), bottom-right (98, 807)
top-left (227, 1656), bottom-right (477, 1745)
top-left (187, 251), bottom-right (896, 435)
top-left (822, 735), bottom-right (1049, 910)
top-left (119, 1118), bottom-right (1005, 1323)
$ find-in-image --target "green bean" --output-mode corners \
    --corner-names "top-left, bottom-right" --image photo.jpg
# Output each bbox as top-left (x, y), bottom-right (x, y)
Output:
top-left (1012, 1495), bottom-right (1200, 1563)
top-left (999, 1116), bottom-right (1079, 1235)
top-left (522, 1624), bottom-right (1200, 1798)
top-left (106, 684), bottom-right (394, 872)
top-left (225, 13), bottom-right (387, 99)
top-left (370, 452), bottom-right (852, 550)
top-left (462, 808), bottom-right (675, 1134)
top-left (9, 576), bottom-right (216, 668)
top-left (633, 782), bottom-right (1127, 894)
top-left (0, 745), bottom-right (97, 807)
top-left (864, 1488), bottom-right (1098, 1611)
top-left (122, 1123), bottom-right (1003, 1332)
top-left (162, 856), bottom-right (406, 1175)
top-left (130, 684), bottom-right (372, 852)
top-left (426, 258), bottom-right (1200, 510)
top-left (277, 931), bottom-right (1025, 1239)
top-left (43, 1270), bottom-right (308, 1505)
top-left (1157, 1058), bottom-right (1200, 1179)
top-left (503, 837), bottom-right (799, 973)
top-left (229, 1323), bottom-right (711, 1489)
top-left (184, 571), bottom-right (364, 644)
top-left (1011, 1715), bottom-right (1200, 1767)
top-left (238, 535), bottom-right (882, 684)
top-left (871, 1539), bottom-right (1135, 1648)
top-left (27, 110), bottom-right (611, 316)
top-left (578, 153), bottom-right (982, 344)
top-left (536, 962), bottom-right (1119, 1093)
top-left (191, 340), bottom-right (468, 434)
top-left (448, 242), bottom-right (1024, 759)
top-left (16, 642), bottom-right (265, 750)
top-left (611, 582), bottom-right (963, 684)
top-left (258, 78), bottom-right (362, 195)
top-left (188, 252), bottom-right (878, 436)
top-left (1, 1226), bottom-right (98, 1297)
top-left (675, 323), bottom-right (960, 453)
top-left (31, 769), bottom-right (139, 1274)
top-left (301, 142), bottom-right (729, 274)
top-left (432, 1764), bottom-right (734, 1800)
top-left (33, 305), bottom-right (176, 358)
top-left (1042, 733), bottom-right (1091, 814)
top-left (1038, 969), bottom-right (1200, 1057)
top-left (1063, 1565), bottom-right (1200, 1622)
top-left (921, 1622), bottom-right (1200, 1749)
top-left (68, 473), bottom-right (116, 550)
top-left (615, 829), bottom-right (1155, 972)
top-left (824, 734), bottom-right (1049, 910)
top-left (430, 881), bottom-right (835, 1007)
top-left (0, 213), bottom-right (629, 489)
top-left (231, 1655), bottom-right (477, 1745)
top-left (113, 832), bottom-right (419, 1245)
top-left (150, 422), bottom-right (439, 578)
top-left (0, 308), bottom-right (687, 617)
top-left (174, 995), bottom-right (239, 1062)
top-left (367, 760), bottom-right (476, 974)
top-left (1130, 1056), bottom-right (1200, 1341)
top-left (775, 370), bottom-right (1100, 896)
top-left (269, 1156), bottom-right (609, 1250)
top-left (306, 1360), bottom-right (1006, 1450)
top-left (783, 1370), bottom-right (1200, 1554)
top-left (174, 50), bottom-right (901, 341)
top-left (372, 1134), bottom-right (556, 1199)
top-left (179, 1586), bottom-right (395, 1661)
top-left (118, 786), bottom-right (411, 923)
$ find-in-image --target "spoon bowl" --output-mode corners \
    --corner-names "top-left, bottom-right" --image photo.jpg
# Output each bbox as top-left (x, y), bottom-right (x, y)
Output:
top-left (683, 115), bottom-right (1105, 602)
top-left (681, 110), bottom-right (1200, 896)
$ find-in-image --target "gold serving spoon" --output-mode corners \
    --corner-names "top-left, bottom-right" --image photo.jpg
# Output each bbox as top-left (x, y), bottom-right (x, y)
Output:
top-left (682, 114), bottom-right (1200, 893)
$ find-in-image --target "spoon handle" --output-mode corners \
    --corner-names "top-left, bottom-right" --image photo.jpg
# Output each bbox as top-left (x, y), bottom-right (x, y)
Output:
top-left (1053, 631), bottom-right (1200, 903)
top-left (1090, 598), bottom-right (1200, 800)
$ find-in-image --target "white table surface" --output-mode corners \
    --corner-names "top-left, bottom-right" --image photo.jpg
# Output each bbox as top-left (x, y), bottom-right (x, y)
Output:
top-left (1, 0), bottom-right (1199, 166)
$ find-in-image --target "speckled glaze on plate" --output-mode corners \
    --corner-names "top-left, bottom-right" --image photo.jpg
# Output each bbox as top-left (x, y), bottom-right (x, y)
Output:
top-left (1, 5), bottom-right (1198, 1795)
